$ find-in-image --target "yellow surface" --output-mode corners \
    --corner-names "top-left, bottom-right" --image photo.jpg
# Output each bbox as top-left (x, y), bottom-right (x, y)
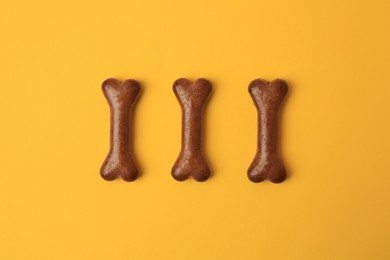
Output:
top-left (1, 0), bottom-right (390, 259)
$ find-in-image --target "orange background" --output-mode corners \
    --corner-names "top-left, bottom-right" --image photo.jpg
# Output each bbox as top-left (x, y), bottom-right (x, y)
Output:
top-left (1, 0), bottom-right (390, 259)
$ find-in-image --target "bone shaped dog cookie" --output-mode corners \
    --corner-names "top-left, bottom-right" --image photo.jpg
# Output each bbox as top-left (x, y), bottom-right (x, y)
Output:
top-left (100, 78), bottom-right (140, 181)
top-left (172, 78), bottom-right (212, 182)
top-left (248, 79), bottom-right (288, 183)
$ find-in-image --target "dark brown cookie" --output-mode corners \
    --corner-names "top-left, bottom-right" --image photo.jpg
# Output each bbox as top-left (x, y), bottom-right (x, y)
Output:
top-left (248, 78), bottom-right (288, 183)
top-left (100, 78), bottom-right (140, 181)
top-left (172, 78), bottom-right (212, 182)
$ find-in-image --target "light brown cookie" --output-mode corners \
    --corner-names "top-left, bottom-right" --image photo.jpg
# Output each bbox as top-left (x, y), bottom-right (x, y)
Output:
top-left (172, 78), bottom-right (212, 182)
top-left (248, 78), bottom-right (288, 183)
top-left (100, 78), bottom-right (140, 181)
